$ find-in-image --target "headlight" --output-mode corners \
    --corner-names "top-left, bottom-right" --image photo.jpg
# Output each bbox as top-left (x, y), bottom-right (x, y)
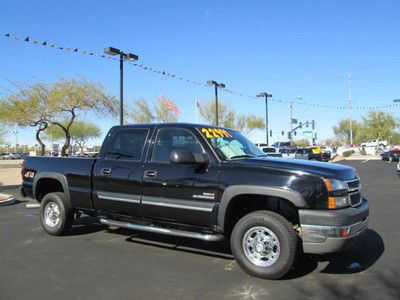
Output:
top-left (324, 178), bottom-right (350, 209)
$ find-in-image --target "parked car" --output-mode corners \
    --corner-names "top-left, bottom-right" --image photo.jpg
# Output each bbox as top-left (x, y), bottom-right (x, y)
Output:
top-left (21, 123), bottom-right (369, 280)
top-left (1, 152), bottom-right (23, 160)
top-left (278, 148), bottom-right (297, 158)
top-left (309, 146), bottom-right (331, 162)
top-left (380, 150), bottom-right (400, 162)
top-left (272, 141), bottom-right (291, 148)
top-left (361, 140), bottom-right (388, 147)
top-left (259, 146), bottom-right (282, 157)
top-left (294, 148), bottom-right (310, 160)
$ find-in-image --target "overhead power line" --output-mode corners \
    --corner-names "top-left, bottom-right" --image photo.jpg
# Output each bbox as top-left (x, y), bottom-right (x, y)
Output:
top-left (2, 33), bottom-right (400, 111)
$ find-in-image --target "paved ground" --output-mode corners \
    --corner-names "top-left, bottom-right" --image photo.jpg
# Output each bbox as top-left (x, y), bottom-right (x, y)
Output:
top-left (0, 160), bottom-right (399, 299)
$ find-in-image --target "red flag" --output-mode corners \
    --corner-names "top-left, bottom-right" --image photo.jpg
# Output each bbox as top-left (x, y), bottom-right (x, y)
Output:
top-left (163, 100), bottom-right (180, 116)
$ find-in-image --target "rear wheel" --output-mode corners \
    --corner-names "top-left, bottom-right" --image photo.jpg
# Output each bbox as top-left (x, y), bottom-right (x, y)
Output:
top-left (231, 210), bottom-right (298, 279)
top-left (39, 192), bottom-right (74, 236)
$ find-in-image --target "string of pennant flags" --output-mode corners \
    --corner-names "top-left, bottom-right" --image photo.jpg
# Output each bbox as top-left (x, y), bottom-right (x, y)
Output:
top-left (3, 33), bottom-right (400, 111)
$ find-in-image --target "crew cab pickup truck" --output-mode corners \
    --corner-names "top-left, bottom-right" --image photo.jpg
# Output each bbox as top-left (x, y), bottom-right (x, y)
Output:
top-left (21, 123), bottom-right (369, 279)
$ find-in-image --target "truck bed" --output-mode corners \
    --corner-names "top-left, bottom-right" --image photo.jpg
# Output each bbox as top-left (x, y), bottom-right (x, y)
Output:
top-left (22, 156), bottom-right (96, 209)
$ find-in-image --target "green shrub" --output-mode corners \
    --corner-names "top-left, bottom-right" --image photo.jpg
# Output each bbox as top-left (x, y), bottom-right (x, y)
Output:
top-left (343, 150), bottom-right (354, 157)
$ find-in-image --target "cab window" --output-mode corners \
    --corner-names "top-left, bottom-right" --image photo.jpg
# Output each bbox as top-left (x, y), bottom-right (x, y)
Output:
top-left (151, 128), bottom-right (205, 162)
top-left (106, 129), bottom-right (148, 161)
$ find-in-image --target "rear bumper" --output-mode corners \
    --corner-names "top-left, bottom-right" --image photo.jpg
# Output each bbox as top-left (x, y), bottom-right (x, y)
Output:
top-left (20, 181), bottom-right (34, 198)
top-left (299, 198), bottom-right (369, 254)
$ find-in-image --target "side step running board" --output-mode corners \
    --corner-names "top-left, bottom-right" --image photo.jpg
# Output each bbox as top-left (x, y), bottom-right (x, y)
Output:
top-left (100, 219), bottom-right (225, 242)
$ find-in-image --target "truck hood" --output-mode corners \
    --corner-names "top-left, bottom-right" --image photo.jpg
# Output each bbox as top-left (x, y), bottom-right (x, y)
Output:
top-left (231, 157), bottom-right (357, 181)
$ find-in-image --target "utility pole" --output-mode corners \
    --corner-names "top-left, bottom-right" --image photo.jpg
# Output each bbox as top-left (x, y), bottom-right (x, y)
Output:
top-left (289, 102), bottom-right (293, 142)
top-left (256, 92), bottom-right (272, 145)
top-left (348, 73), bottom-right (353, 145)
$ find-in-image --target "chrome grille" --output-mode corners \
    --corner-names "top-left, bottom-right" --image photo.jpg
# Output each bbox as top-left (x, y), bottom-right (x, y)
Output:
top-left (347, 179), bottom-right (362, 207)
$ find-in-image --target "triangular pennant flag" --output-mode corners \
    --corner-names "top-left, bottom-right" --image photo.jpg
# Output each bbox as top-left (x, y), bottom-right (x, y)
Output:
top-left (50, 44), bottom-right (55, 47)
top-left (58, 47), bottom-right (63, 50)
top-left (5, 33), bottom-right (10, 37)
top-left (73, 48), bottom-right (78, 52)
top-left (89, 53), bottom-right (93, 55)
top-left (33, 40), bottom-right (38, 44)
top-left (24, 36), bottom-right (29, 42)
top-left (42, 41), bottom-right (47, 45)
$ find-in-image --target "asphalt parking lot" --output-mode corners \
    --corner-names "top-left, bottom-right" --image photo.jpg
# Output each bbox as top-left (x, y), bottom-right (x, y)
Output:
top-left (0, 160), bottom-right (399, 299)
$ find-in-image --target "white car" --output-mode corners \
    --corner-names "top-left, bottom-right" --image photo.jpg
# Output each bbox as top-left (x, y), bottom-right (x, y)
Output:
top-left (361, 140), bottom-right (388, 147)
top-left (259, 146), bottom-right (282, 157)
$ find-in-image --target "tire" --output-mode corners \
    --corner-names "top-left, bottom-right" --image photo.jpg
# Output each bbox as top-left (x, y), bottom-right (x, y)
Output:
top-left (39, 192), bottom-right (74, 236)
top-left (231, 210), bottom-right (298, 280)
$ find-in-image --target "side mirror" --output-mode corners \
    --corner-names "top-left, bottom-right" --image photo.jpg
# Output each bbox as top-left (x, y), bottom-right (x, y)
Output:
top-left (169, 149), bottom-right (209, 165)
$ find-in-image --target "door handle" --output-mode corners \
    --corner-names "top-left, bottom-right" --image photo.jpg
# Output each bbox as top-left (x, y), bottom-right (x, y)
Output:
top-left (101, 168), bottom-right (112, 176)
top-left (144, 170), bottom-right (157, 178)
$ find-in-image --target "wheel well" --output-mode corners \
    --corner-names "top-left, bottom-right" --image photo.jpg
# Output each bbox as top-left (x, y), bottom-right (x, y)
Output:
top-left (35, 178), bottom-right (64, 202)
top-left (223, 194), bottom-right (299, 234)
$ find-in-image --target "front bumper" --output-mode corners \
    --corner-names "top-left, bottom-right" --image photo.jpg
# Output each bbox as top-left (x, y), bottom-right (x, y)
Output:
top-left (299, 198), bottom-right (369, 254)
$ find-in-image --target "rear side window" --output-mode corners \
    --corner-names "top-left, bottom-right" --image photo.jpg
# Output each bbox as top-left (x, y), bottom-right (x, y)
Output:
top-left (106, 129), bottom-right (148, 161)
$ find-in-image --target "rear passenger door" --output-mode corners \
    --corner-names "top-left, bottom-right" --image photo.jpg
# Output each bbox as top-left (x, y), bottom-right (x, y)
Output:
top-left (92, 127), bottom-right (150, 217)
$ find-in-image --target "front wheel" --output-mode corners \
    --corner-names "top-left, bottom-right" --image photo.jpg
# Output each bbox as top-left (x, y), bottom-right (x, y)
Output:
top-left (39, 192), bottom-right (74, 236)
top-left (231, 210), bottom-right (298, 279)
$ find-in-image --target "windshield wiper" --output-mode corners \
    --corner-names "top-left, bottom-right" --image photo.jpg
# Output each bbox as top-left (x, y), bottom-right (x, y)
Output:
top-left (229, 154), bottom-right (256, 160)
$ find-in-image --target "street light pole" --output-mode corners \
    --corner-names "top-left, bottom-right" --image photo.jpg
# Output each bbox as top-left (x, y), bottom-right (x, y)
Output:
top-left (104, 47), bottom-right (139, 126)
top-left (207, 80), bottom-right (225, 126)
top-left (256, 92), bottom-right (272, 145)
top-left (119, 52), bottom-right (124, 126)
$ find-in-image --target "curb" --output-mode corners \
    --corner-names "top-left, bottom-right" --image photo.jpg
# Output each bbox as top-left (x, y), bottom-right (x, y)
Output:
top-left (0, 195), bottom-right (16, 206)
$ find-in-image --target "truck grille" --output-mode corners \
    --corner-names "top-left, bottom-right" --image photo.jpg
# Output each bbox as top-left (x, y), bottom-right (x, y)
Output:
top-left (347, 179), bottom-right (362, 207)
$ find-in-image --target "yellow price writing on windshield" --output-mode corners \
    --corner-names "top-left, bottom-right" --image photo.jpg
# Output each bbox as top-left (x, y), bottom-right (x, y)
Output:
top-left (201, 128), bottom-right (232, 138)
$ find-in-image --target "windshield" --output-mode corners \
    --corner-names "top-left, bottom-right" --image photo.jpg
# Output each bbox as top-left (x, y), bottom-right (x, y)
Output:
top-left (198, 127), bottom-right (264, 160)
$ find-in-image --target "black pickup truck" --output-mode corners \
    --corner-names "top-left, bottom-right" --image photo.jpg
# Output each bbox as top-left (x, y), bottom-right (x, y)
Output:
top-left (21, 123), bottom-right (369, 279)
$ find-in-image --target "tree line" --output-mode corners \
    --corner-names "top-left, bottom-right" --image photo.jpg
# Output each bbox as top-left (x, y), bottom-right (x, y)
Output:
top-left (331, 111), bottom-right (400, 145)
top-left (0, 77), bottom-right (266, 156)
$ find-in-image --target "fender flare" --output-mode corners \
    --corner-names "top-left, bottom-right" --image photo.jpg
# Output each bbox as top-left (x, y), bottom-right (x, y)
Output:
top-left (217, 185), bottom-right (306, 232)
top-left (33, 172), bottom-right (70, 202)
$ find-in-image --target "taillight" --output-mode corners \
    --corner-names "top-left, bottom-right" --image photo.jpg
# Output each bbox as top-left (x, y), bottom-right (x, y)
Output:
top-left (21, 160), bottom-right (25, 180)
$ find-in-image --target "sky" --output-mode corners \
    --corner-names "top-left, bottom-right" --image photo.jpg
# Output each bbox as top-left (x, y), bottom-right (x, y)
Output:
top-left (1, 0), bottom-right (400, 147)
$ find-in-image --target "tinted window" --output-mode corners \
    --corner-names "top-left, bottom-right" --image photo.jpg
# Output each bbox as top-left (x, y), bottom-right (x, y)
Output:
top-left (106, 129), bottom-right (148, 161)
top-left (262, 147), bottom-right (276, 153)
top-left (152, 128), bottom-right (204, 162)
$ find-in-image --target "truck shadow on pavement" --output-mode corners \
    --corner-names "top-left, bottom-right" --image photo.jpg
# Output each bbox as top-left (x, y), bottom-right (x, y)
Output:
top-left (68, 216), bottom-right (107, 235)
top-left (103, 226), bottom-right (384, 280)
top-left (283, 229), bottom-right (384, 279)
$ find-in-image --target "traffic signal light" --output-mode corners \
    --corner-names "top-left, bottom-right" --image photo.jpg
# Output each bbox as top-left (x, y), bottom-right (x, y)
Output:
top-left (299, 122), bottom-right (302, 129)
top-left (287, 132), bottom-right (292, 139)
top-left (305, 121), bottom-right (309, 128)
top-left (282, 131), bottom-right (284, 136)
top-left (270, 130), bottom-right (272, 137)
top-left (312, 120), bottom-right (315, 129)
top-left (294, 131), bottom-right (297, 136)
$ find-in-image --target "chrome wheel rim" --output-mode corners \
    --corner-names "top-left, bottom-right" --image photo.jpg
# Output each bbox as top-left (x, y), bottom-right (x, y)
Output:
top-left (44, 201), bottom-right (61, 228)
top-left (242, 226), bottom-right (280, 267)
